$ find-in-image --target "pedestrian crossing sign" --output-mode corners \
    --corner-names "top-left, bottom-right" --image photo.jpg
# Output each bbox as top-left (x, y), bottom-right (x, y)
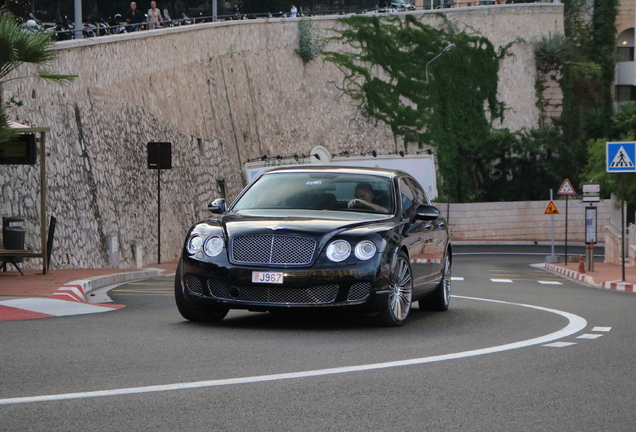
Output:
top-left (544, 200), bottom-right (559, 215)
top-left (607, 142), bottom-right (636, 172)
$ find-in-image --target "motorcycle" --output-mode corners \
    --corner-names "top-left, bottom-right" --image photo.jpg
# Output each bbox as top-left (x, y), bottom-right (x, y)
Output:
top-left (108, 14), bottom-right (128, 34)
top-left (53, 11), bottom-right (74, 41)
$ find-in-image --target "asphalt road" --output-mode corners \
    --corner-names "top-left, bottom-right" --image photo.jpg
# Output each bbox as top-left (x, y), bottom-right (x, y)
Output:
top-left (1, 245), bottom-right (635, 431)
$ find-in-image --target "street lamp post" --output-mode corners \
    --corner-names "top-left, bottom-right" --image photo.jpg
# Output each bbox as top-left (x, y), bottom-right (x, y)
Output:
top-left (425, 43), bottom-right (455, 84)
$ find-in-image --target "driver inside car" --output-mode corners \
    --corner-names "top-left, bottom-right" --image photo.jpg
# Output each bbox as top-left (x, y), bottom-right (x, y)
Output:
top-left (348, 182), bottom-right (388, 213)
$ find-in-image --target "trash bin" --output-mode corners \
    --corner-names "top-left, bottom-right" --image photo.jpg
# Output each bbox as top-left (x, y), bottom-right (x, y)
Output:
top-left (3, 216), bottom-right (25, 251)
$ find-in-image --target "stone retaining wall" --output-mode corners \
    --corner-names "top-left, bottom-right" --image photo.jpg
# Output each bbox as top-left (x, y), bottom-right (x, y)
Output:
top-left (0, 5), bottom-right (564, 269)
top-left (444, 199), bottom-right (612, 243)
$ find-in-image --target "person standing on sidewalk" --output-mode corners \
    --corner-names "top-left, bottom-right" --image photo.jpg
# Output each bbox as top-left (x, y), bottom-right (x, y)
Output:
top-left (125, 2), bottom-right (144, 31)
top-left (147, 1), bottom-right (163, 29)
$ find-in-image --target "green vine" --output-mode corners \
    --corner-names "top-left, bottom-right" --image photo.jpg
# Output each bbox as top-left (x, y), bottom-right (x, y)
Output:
top-left (323, 14), bottom-right (513, 202)
top-left (295, 19), bottom-right (324, 63)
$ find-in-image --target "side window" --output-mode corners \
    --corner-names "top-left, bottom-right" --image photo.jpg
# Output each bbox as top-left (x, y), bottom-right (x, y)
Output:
top-left (407, 178), bottom-right (429, 206)
top-left (399, 178), bottom-right (416, 219)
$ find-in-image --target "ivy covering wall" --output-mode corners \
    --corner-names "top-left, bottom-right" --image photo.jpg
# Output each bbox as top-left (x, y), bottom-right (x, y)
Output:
top-left (324, 14), bottom-right (510, 202)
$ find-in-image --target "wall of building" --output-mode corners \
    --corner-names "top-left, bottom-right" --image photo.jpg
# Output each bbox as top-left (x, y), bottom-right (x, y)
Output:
top-left (0, 5), bottom-right (564, 269)
top-left (617, 0), bottom-right (634, 35)
top-left (444, 199), bottom-right (612, 243)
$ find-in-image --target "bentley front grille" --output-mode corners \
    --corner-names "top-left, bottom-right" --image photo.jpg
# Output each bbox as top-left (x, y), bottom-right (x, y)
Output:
top-left (231, 235), bottom-right (316, 265)
top-left (207, 280), bottom-right (339, 305)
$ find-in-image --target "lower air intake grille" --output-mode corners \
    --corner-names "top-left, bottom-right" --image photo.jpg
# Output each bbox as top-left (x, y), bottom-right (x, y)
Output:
top-left (348, 282), bottom-right (371, 301)
top-left (207, 280), bottom-right (338, 305)
top-left (185, 274), bottom-right (204, 295)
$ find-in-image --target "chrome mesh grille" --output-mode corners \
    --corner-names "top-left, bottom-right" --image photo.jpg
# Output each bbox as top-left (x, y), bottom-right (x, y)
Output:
top-left (231, 235), bottom-right (316, 265)
top-left (185, 274), bottom-right (204, 295)
top-left (348, 282), bottom-right (371, 301)
top-left (207, 280), bottom-right (338, 304)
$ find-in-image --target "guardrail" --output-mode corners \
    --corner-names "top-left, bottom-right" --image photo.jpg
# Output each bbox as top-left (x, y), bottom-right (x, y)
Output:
top-left (47, 0), bottom-right (560, 40)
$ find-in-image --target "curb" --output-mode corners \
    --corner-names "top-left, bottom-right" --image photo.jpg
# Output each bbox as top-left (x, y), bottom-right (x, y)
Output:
top-left (601, 281), bottom-right (636, 292)
top-left (544, 263), bottom-right (597, 286)
top-left (544, 263), bottom-right (636, 293)
top-left (50, 267), bottom-right (170, 302)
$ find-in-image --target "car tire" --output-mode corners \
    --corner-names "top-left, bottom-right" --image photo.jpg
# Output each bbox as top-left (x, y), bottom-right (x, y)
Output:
top-left (376, 251), bottom-right (413, 327)
top-left (419, 251), bottom-right (451, 312)
top-left (174, 263), bottom-right (229, 322)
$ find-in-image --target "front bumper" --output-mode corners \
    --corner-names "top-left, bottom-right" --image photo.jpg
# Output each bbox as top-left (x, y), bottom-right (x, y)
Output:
top-left (179, 256), bottom-right (392, 312)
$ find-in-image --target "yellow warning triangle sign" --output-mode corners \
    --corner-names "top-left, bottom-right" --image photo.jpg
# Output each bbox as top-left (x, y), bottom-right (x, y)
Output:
top-left (544, 200), bottom-right (559, 215)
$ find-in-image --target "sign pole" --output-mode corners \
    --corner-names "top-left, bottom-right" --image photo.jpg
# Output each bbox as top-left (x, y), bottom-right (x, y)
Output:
top-left (544, 193), bottom-right (560, 263)
top-left (157, 167), bottom-right (161, 264)
top-left (557, 178), bottom-right (576, 265)
top-left (147, 142), bottom-right (172, 265)
top-left (605, 142), bottom-right (634, 280)
top-left (622, 175), bottom-right (626, 281)
top-left (550, 189), bottom-right (554, 258)
top-left (565, 195), bottom-right (568, 265)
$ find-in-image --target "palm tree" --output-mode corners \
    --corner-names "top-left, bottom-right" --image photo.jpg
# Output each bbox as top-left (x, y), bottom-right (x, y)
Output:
top-left (0, 11), bottom-right (75, 142)
top-left (613, 102), bottom-right (636, 140)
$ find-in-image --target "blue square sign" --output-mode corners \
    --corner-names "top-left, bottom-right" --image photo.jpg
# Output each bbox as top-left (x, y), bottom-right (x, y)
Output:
top-left (607, 142), bottom-right (636, 172)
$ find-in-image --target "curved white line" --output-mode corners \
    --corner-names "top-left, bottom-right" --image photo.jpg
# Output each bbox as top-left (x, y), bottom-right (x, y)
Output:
top-left (0, 296), bottom-right (587, 406)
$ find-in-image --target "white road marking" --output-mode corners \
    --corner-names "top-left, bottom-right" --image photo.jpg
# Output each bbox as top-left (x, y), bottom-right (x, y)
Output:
top-left (0, 298), bottom-right (117, 317)
top-left (538, 281), bottom-right (563, 285)
top-left (543, 342), bottom-right (577, 348)
top-left (491, 279), bottom-right (513, 283)
top-left (576, 334), bottom-right (603, 339)
top-left (592, 327), bottom-right (611, 332)
top-left (451, 277), bottom-right (464, 281)
top-left (0, 295), bottom-right (587, 406)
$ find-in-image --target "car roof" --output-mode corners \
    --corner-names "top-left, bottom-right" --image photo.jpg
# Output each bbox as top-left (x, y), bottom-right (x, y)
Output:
top-left (260, 165), bottom-right (409, 179)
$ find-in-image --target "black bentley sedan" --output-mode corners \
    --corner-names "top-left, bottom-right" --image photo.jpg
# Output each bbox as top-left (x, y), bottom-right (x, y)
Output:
top-left (175, 166), bottom-right (451, 326)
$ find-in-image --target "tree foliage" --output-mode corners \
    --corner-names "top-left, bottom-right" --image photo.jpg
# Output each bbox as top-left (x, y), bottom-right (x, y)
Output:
top-left (0, 11), bottom-right (75, 142)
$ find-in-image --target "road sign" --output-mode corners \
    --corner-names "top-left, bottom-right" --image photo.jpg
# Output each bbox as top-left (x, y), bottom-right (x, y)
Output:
top-left (582, 183), bottom-right (600, 202)
top-left (544, 200), bottom-right (559, 215)
top-left (607, 142), bottom-right (636, 172)
top-left (557, 178), bottom-right (576, 195)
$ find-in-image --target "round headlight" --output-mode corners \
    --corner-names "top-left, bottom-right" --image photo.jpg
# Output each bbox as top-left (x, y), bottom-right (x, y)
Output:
top-left (326, 240), bottom-right (351, 262)
top-left (187, 235), bottom-right (202, 254)
top-left (204, 236), bottom-right (224, 257)
top-left (355, 241), bottom-right (377, 260)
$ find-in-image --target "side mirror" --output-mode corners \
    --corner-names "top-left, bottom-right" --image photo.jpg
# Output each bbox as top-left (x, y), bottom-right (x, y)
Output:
top-left (414, 204), bottom-right (440, 221)
top-left (208, 198), bottom-right (226, 214)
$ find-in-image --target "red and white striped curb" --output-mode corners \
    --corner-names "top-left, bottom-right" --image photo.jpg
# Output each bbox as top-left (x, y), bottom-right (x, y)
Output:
top-left (600, 281), bottom-right (636, 292)
top-left (0, 282), bottom-right (124, 322)
top-left (544, 263), bottom-right (636, 292)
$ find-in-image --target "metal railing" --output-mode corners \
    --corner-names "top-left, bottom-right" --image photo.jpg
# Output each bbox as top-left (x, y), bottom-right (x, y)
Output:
top-left (49, 0), bottom-right (560, 40)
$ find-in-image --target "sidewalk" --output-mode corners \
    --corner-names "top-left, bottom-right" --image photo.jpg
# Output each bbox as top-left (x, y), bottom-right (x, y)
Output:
top-left (0, 262), bottom-right (178, 299)
top-left (543, 260), bottom-right (636, 292)
top-left (0, 262), bottom-right (178, 321)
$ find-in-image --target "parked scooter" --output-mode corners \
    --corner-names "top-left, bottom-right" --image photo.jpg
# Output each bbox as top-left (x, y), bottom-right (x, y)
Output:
top-left (53, 10), bottom-right (74, 40)
top-left (108, 14), bottom-right (128, 34)
top-left (162, 9), bottom-right (174, 27)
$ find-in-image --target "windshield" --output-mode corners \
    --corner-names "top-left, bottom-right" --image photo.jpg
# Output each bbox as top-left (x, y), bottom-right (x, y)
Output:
top-left (232, 172), bottom-right (394, 215)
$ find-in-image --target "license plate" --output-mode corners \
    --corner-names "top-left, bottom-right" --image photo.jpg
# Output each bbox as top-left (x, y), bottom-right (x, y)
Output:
top-left (252, 271), bottom-right (284, 284)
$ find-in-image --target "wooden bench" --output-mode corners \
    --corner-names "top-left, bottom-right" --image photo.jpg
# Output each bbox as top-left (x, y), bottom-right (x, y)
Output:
top-left (0, 238), bottom-right (31, 276)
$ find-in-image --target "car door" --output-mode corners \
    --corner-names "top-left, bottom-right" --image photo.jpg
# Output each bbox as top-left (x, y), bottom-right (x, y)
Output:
top-left (408, 178), bottom-right (446, 278)
top-left (398, 176), bottom-right (434, 294)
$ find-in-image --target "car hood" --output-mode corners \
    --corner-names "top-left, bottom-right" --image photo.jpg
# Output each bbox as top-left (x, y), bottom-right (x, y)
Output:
top-left (201, 210), bottom-right (396, 238)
